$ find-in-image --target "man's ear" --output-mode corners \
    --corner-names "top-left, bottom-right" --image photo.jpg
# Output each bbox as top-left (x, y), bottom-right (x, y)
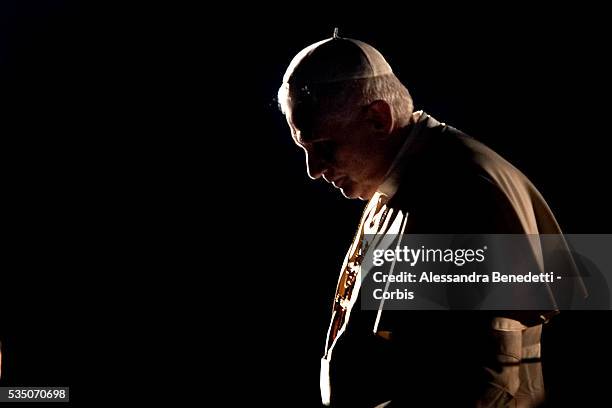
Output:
top-left (365, 100), bottom-right (393, 136)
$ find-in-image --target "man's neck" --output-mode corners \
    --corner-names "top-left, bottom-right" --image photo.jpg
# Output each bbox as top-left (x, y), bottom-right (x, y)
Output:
top-left (381, 111), bottom-right (422, 173)
top-left (376, 110), bottom-right (425, 199)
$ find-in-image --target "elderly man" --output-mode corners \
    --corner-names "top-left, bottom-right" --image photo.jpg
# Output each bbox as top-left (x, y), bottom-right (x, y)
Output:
top-left (278, 32), bottom-right (567, 407)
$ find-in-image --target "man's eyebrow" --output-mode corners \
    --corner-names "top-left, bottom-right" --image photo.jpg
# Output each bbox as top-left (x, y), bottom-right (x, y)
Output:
top-left (294, 132), bottom-right (329, 146)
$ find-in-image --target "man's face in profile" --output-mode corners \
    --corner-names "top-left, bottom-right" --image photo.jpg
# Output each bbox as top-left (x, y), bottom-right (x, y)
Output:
top-left (284, 98), bottom-right (390, 200)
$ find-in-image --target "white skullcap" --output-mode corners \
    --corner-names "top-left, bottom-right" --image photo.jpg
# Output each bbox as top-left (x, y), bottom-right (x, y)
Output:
top-left (282, 30), bottom-right (393, 87)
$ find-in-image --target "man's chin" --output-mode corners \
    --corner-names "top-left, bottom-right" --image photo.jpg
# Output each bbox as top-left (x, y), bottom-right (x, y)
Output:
top-left (339, 186), bottom-right (372, 201)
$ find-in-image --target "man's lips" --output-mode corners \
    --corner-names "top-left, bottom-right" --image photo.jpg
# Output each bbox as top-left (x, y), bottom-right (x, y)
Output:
top-left (331, 176), bottom-right (346, 188)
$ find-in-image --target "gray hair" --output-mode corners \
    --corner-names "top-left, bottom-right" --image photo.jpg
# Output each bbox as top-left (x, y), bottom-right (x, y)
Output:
top-left (278, 74), bottom-right (413, 128)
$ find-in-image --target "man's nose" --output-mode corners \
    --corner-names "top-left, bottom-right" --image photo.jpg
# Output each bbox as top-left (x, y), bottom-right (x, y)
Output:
top-left (305, 151), bottom-right (327, 180)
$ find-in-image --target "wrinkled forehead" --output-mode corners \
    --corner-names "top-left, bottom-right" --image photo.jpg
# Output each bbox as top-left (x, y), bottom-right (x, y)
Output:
top-left (282, 85), bottom-right (321, 134)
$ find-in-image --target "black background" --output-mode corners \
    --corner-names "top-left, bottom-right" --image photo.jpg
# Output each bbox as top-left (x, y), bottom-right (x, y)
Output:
top-left (1, 2), bottom-right (611, 405)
